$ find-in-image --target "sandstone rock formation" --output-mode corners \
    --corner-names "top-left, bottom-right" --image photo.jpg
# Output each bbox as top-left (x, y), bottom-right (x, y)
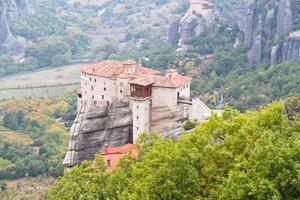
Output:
top-left (63, 100), bottom-right (133, 167)
top-left (230, 0), bottom-right (258, 49)
top-left (282, 31), bottom-right (300, 63)
top-left (228, 0), bottom-right (299, 67)
top-left (277, 0), bottom-right (294, 35)
top-left (0, 0), bottom-right (37, 45)
top-left (177, 12), bottom-right (206, 55)
top-left (63, 99), bottom-right (187, 167)
top-left (0, 0), bottom-right (12, 43)
top-left (247, 34), bottom-right (262, 67)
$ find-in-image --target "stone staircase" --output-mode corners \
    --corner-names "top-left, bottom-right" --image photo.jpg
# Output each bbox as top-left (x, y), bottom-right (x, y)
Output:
top-left (151, 105), bottom-right (185, 139)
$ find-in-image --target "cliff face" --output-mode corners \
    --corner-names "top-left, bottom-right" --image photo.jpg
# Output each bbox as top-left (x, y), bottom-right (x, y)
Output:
top-left (282, 31), bottom-right (300, 63)
top-left (173, 1), bottom-right (215, 56)
top-left (63, 99), bottom-right (188, 167)
top-left (228, 0), bottom-right (300, 66)
top-left (0, 0), bottom-right (37, 45)
top-left (63, 100), bottom-right (133, 167)
top-left (177, 12), bottom-right (206, 55)
top-left (0, 0), bottom-right (12, 43)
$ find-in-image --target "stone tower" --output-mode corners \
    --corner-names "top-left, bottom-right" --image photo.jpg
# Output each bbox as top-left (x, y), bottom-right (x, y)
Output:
top-left (130, 79), bottom-right (153, 142)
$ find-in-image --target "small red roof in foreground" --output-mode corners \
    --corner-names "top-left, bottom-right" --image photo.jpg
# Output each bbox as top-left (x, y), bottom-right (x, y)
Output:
top-left (101, 144), bottom-right (138, 171)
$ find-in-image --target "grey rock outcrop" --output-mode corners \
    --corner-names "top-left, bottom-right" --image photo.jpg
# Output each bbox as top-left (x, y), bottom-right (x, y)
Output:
top-left (271, 45), bottom-right (280, 65)
top-left (277, 0), bottom-right (293, 35)
top-left (228, 0), bottom-right (299, 66)
top-left (247, 34), bottom-right (262, 67)
top-left (0, 0), bottom-right (37, 45)
top-left (177, 12), bottom-right (206, 55)
top-left (166, 18), bottom-right (181, 45)
top-left (264, 8), bottom-right (275, 37)
top-left (230, 0), bottom-right (258, 48)
top-left (63, 99), bottom-right (188, 167)
top-left (63, 100), bottom-right (133, 167)
top-left (0, 0), bottom-right (12, 43)
top-left (282, 31), bottom-right (300, 63)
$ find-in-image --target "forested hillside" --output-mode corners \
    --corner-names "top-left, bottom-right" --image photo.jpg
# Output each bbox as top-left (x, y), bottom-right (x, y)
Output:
top-left (0, 93), bottom-right (76, 180)
top-left (1, 0), bottom-right (299, 110)
top-left (47, 96), bottom-right (300, 199)
top-left (0, 0), bottom-right (184, 75)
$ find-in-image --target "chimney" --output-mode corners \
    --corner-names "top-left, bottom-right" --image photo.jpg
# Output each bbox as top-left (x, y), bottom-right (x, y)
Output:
top-left (166, 66), bottom-right (178, 78)
top-left (123, 60), bottom-right (137, 74)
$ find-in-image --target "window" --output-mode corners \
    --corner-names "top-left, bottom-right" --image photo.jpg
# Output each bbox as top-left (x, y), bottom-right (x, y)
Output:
top-left (137, 106), bottom-right (139, 109)
top-left (120, 90), bottom-right (123, 93)
top-left (89, 77), bottom-right (92, 81)
top-left (94, 79), bottom-right (96, 83)
top-left (137, 116), bottom-right (139, 119)
top-left (137, 127), bottom-right (139, 130)
top-left (107, 159), bottom-right (111, 167)
top-left (104, 87), bottom-right (106, 91)
top-left (92, 95), bottom-right (94, 99)
top-left (102, 95), bottom-right (104, 100)
top-left (91, 86), bottom-right (94, 91)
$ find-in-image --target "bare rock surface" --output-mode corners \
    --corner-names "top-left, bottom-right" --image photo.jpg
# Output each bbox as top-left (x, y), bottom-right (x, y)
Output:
top-left (63, 100), bottom-right (133, 167)
top-left (0, 0), bottom-right (37, 48)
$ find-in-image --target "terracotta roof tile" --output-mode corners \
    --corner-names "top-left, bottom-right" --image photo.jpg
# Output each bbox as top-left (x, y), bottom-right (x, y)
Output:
top-left (81, 60), bottom-right (160, 78)
top-left (102, 144), bottom-right (137, 155)
top-left (130, 76), bottom-right (156, 86)
top-left (81, 60), bottom-right (191, 88)
top-left (152, 74), bottom-right (191, 88)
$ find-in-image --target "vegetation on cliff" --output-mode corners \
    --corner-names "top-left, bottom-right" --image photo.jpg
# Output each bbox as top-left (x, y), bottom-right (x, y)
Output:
top-left (47, 97), bottom-right (300, 199)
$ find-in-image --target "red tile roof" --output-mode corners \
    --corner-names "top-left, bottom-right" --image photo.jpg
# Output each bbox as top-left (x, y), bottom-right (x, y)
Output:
top-left (102, 143), bottom-right (137, 155)
top-left (152, 74), bottom-right (191, 88)
top-left (81, 60), bottom-right (160, 78)
top-left (130, 76), bottom-right (156, 86)
top-left (101, 144), bottom-right (138, 171)
top-left (81, 60), bottom-right (191, 88)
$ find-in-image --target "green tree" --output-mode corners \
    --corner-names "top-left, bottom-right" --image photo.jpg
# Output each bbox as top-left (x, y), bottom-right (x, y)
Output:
top-left (47, 100), bottom-right (300, 200)
top-left (46, 155), bottom-right (108, 200)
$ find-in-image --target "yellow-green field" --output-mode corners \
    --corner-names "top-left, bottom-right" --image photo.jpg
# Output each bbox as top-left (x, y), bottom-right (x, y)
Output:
top-left (0, 64), bottom-right (83, 100)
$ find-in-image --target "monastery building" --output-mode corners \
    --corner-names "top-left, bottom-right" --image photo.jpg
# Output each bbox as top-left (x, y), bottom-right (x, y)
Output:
top-left (77, 60), bottom-right (210, 143)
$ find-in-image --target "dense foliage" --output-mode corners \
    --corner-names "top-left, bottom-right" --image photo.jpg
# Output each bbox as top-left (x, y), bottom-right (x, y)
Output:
top-left (0, 93), bottom-right (76, 179)
top-left (47, 100), bottom-right (300, 199)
